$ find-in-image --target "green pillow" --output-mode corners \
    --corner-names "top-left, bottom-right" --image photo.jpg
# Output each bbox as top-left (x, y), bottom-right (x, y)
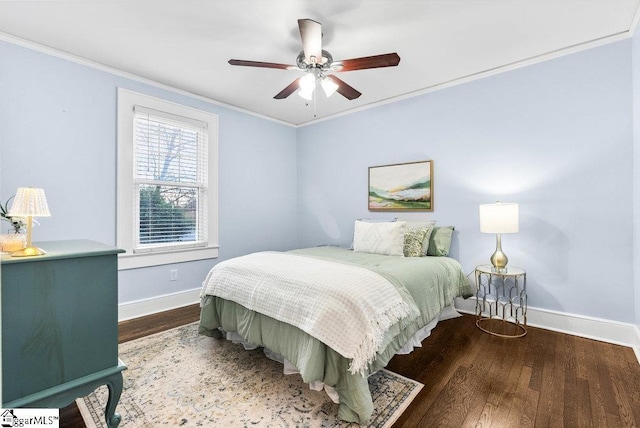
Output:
top-left (404, 227), bottom-right (429, 257)
top-left (427, 226), bottom-right (454, 256)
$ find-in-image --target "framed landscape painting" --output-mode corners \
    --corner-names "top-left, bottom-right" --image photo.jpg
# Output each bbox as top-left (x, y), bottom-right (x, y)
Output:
top-left (368, 160), bottom-right (433, 211)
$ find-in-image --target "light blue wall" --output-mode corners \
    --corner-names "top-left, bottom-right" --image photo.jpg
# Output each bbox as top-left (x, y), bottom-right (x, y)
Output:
top-left (298, 40), bottom-right (635, 323)
top-left (0, 40), bottom-right (299, 304)
top-left (633, 28), bottom-right (640, 327)
top-left (1, 37), bottom-right (637, 324)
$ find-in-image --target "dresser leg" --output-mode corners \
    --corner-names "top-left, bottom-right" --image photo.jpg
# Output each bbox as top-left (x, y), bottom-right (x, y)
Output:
top-left (104, 371), bottom-right (124, 428)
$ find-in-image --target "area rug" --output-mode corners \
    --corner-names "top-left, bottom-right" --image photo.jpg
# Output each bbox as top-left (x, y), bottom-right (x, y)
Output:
top-left (77, 322), bottom-right (422, 427)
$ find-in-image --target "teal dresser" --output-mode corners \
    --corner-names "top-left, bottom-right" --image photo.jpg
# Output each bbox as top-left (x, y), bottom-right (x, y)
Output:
top-left (1, 240), bottom-right (126, 428)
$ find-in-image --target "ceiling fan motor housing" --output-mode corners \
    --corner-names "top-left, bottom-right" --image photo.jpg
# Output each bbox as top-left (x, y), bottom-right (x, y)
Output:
top-left (296, 49), bottom-right (334, 70)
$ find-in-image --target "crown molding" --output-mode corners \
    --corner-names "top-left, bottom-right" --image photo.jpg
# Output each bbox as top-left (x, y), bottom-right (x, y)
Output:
top-left (0, 31), bottom-right (295, 128)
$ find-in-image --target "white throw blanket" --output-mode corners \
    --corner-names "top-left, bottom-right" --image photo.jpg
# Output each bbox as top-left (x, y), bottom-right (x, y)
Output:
top-left (200, 251), bottom-right (417, 375)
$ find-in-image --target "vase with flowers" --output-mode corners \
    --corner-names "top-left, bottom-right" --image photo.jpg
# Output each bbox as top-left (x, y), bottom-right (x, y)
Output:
top-left (0, 196), bottom-right (26, 253)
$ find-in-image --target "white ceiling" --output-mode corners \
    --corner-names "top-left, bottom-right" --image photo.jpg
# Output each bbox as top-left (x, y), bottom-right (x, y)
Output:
top-left (0, 1), bottom-right (639, 126)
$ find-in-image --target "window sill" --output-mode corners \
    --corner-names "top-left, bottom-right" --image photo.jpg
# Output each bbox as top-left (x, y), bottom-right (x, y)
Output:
top-left (118, 245), bottom-right (219, 270)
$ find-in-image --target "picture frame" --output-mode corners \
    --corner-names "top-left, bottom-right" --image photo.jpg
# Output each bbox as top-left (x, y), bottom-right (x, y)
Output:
top-left (368, 160), bottom-right (433, 211)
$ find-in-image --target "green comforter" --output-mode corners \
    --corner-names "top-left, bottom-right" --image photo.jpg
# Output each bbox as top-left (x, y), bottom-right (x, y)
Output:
top-left (198, 246), bottom-right (471, 424)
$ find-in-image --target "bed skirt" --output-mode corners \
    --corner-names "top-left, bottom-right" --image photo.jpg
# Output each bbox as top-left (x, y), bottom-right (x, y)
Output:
top-left (215, 302), bottom-right (461, 404)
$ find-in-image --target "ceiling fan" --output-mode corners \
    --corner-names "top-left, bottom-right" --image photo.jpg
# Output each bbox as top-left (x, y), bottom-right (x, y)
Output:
top-left (228, 19), bottom-right (401, 101)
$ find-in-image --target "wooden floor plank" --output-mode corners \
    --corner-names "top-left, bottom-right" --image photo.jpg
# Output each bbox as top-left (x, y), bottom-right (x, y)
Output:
top-left (621, 350), bottom-right (640, 424)
top-left (563, 334), bottom-right (581, 426)
top-left (118, 304), bottom-right (200, 343)
top-left (464, 336), bottom-right (515, 427)
top-left (548, 330), bottom-right (566, 427)
top-left (488, 330), bottom-right (529, 428)
top-left (582, 338), bottom-right (609, 426)
top-left (416, 365), bottom-right (473, 427)
top-left (602, 342), bottom-right (638, 427)
top-left (592, 337), bottom-right (625, 427)
top-left (533, 329), bottom-right (558, 428)
top-left (505, 364), bottom-right (537, 428)
top-left (525, 325), bottom-right (547, 392)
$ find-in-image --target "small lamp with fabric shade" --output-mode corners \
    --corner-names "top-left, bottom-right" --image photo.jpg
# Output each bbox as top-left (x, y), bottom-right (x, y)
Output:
top-left (8, 187), bottom-right (51, 257)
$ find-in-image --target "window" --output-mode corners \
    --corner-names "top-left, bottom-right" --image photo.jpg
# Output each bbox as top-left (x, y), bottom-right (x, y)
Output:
top-left (117, 89), bottom-right (218, 269)
top-left (133, 106), bottom-right (207, 250)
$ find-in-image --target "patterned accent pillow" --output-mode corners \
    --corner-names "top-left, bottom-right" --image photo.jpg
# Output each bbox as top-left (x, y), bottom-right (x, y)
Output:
top-left (401, 221), bottom-right (436, 256)
top-left (404, 227), bottom-right (429, 257)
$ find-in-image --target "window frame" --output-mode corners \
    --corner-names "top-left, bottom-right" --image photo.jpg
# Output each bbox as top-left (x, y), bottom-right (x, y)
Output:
top-left (117, 88), bottom-right (218, 270)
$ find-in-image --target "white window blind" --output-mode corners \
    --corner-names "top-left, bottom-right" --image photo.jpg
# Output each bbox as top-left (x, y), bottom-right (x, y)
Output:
top-left (132, 105), bottom-right (208, 253)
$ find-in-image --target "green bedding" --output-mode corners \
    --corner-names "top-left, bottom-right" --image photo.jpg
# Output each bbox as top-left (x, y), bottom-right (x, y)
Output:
top-left (198, 246), bottom-right (471, 424)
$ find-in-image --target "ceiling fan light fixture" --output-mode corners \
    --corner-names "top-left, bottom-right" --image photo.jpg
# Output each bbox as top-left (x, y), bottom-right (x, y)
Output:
top-left (299, 73), bottom-right (316, 91)
top-left (298, 85), bottom-right (315, 101)
top-left (321, 76), bottom-right (339, 97)
top-left (298, 87), bottom-right (314, 101)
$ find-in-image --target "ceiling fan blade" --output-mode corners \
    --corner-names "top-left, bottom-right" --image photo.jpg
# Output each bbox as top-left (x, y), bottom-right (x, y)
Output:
top-left (298, 19), bottom-right (322, 65)
top-left (229, 59), bottom-right (295, 70)
top-left (333, 53), bottom-right (401, 72)
top-left (327, 75), bottom-right (361, 100)
top-left (274, 78), bottom-right (302, 99)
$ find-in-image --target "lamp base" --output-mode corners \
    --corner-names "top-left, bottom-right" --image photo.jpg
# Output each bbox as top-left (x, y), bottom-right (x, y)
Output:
top-left (490, 233), bottom-right (509, 273)
top-left (11, 246), bottom-right (47, 257)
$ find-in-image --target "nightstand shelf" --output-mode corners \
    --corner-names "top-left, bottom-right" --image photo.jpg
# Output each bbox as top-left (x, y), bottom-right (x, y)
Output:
top-left (475, 264), bottom-right (527, 338)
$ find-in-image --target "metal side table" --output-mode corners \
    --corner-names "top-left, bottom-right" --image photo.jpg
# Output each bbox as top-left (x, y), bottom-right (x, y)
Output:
top-left (475, 264), bottom-right (527, 338)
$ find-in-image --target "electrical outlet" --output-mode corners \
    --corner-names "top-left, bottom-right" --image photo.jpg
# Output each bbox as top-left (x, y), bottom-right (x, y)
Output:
top-left (170, 269), bottom-right (178, 281)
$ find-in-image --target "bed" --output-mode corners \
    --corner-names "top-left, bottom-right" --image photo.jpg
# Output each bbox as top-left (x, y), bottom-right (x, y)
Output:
top-left (198, 222), bottom-right (471, 425)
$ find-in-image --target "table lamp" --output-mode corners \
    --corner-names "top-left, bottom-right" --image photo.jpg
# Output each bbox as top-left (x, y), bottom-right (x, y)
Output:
top-left (8, 187), bottom-right (51, 256)
top-left (479, 202), bottom-right (519, 272)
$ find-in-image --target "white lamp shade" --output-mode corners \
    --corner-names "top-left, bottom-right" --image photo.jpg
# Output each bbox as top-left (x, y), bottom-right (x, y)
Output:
top-left (299, 73), bottom-right (316, 91)
top-left (298, 86), bottom-right (314, 100)
top-left (321, 76), bottom-right (339, 97)
top-left (8, 187), bottom-right (51, 217)
top-left (479, 202), bottom-right (518, 234)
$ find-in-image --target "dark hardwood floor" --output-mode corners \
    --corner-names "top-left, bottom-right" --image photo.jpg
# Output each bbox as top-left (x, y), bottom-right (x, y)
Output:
top-left (387, 315), bottom-right (640, 427)
top-left (61, 305), bottom-right (640, 427)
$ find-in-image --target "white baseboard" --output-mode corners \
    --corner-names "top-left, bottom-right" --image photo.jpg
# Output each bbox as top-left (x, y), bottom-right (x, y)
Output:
top-left (455, 297), bottom-right (640, 365)
top-left (118, 288), bottom-right (201, 322)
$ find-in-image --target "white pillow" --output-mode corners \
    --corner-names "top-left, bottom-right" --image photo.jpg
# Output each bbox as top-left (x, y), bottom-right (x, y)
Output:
top-left (349, 218), bottom-right (397, 250)
top-left (353, 220), bottom-right (407, 256)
